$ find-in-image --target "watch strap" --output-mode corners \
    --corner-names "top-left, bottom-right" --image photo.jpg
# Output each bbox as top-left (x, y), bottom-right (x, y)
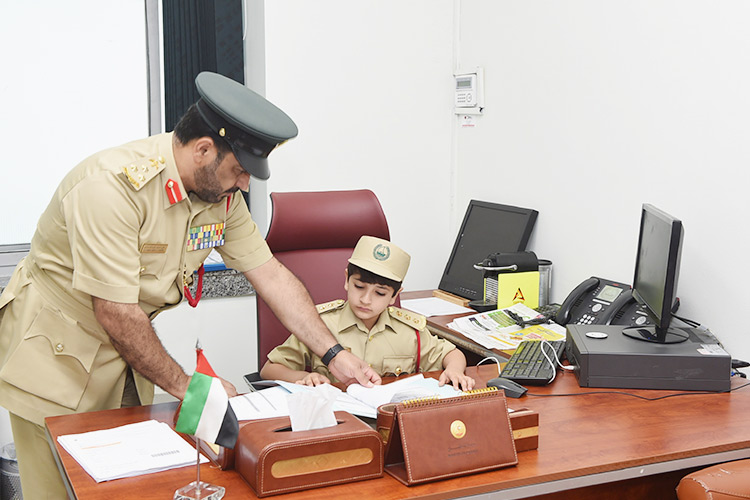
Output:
top-left (322, 343), bottom-right (345, 366)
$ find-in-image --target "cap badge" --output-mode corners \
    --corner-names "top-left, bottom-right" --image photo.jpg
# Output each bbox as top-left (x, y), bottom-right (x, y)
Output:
top-left (219, 127), bottom-right (226, 137)
top-left (373, 244), bottom-right (390, 261)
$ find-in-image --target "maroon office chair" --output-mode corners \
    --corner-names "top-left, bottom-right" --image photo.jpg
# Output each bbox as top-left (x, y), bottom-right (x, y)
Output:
top-left (255, 189), bottom-right (392, 370)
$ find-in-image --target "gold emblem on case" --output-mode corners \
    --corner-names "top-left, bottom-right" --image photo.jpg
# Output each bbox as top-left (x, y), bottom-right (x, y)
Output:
top-left (450, 419), bottom-right (466, 439)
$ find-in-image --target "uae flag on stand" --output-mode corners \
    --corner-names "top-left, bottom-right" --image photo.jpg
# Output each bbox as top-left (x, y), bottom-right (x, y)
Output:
top-left (175, 346), bottom-right (239, 449)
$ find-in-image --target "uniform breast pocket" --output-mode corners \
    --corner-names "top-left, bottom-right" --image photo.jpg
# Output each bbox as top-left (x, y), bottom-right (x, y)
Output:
top-left (139, 250), bottom-right (168, 277)
top-left (382, 355), bottom-right (415, 377)
top-left (0, 307), bottom-right (101, 410)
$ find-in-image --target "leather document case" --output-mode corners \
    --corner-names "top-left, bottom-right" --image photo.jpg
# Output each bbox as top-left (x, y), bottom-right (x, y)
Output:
top-left (234, 411), bottom-right (383, 497)
top-left (383, 387), bottom-right (518, 485)
top-left (378, 403), bottom-right (539, 453)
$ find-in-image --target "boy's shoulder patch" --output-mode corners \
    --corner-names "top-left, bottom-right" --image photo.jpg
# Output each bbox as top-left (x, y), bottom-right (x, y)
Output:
top-left (316, 299), bottom-right (346, 314)
top-left (388, 306), bottom-right (426, 330)
top-left (120, 156), bottom-right (166, 191)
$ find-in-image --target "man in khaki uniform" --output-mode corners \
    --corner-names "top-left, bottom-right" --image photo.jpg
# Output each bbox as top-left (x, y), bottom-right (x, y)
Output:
top-left (261, 236), bottom-right (476, 391)
top-left (0, 72), bottom-right (380, 499)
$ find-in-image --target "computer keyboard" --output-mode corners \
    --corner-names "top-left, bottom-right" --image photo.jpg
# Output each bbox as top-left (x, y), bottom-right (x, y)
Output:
top-left (500, 340), bottom-right (566, 386)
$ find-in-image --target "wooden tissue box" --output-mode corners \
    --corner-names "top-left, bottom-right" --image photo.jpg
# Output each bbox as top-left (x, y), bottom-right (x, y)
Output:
top-left (234, 411), bottom-right (383, 497)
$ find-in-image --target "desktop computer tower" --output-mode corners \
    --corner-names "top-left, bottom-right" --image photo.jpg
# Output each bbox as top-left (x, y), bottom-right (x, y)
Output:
top-left (565, 324), bottom-right (731, 392)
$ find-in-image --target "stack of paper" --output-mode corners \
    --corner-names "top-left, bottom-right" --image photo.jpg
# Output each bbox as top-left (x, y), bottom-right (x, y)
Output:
top-left (229, 376), bottom-right (465, 421)
top-left (57, 420), bottom-right (207, 483)
top-left (345, 374), bottom-right (463, 409)
top-left (448, 303), bottom-right (565, 350)
top-left (230, 382), bottom-right (379, 419)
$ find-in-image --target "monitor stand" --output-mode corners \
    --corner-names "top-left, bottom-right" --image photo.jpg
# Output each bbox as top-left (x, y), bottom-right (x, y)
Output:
top-left (621, 325), bottom-right (690, 344)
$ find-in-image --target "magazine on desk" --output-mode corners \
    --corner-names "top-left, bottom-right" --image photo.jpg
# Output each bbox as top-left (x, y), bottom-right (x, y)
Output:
top-left (448, 302), bottom-right (565, 350)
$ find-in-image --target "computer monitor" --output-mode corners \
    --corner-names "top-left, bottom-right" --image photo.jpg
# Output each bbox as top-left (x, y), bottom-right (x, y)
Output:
top-left (438, 200), bottom-right (538, 301)
top-left (622, 203), bottom-right (689, 344)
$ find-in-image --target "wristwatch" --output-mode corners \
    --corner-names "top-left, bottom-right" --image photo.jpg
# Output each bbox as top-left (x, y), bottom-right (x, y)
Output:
top-left (321, 343), bottom-right (345, 366)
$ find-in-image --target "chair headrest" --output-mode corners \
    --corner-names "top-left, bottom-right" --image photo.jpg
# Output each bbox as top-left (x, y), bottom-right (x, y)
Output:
top-left (265, 189), bottom-right (390, 253)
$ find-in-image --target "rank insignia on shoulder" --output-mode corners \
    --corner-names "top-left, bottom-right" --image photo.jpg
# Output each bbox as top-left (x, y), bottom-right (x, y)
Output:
top-left (316, 299), bottom-right (345, 314)
top-left (388, 306), bottom-right (427, 330)
top-left (121, 156), bottom-right (166, 191)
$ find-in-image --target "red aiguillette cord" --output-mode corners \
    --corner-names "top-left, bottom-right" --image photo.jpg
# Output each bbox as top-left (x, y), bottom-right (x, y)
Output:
top-left (184, 264), bottom-right (204, 308)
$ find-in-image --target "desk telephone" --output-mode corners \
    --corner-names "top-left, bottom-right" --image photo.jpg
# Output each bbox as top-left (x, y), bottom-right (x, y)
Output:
top-left (555, 276), bottom-right (660, 327)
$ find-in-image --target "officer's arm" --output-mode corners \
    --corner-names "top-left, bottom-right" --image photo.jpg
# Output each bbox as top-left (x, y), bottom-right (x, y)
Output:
top-left (92, 297), bottom-right (193, 400)
top-left (245, 257), bottom-right (381, 386)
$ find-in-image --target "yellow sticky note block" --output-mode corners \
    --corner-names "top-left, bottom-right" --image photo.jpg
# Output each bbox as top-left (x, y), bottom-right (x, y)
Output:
top-left (497, 271), bottom-right (540, 310)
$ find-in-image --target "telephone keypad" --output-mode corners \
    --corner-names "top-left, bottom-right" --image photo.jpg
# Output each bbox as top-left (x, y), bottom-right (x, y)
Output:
top-left (578, 314), bottom-right (597, 325)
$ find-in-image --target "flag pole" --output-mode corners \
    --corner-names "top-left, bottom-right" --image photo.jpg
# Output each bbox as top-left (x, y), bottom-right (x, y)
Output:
top-left (196, 437), bottom-right (201, 497)
top-left (173, 338), bottom-right (228, 499)
top-left (196, 338), bottom-right (202, 498)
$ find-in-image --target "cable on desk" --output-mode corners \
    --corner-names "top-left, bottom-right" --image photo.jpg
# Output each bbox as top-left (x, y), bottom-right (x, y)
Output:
top-left (525, 380), bottom-right (750, 401)
top-left (476, 356), bottom-right (502, 372)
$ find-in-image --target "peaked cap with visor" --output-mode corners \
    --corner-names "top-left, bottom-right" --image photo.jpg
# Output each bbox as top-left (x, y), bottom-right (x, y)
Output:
top-left (194, 72), bottom-right (298, 180)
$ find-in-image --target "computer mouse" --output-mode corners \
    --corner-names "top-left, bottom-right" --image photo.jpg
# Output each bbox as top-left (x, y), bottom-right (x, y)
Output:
top-left (487, 377), bottom-right (528, 398)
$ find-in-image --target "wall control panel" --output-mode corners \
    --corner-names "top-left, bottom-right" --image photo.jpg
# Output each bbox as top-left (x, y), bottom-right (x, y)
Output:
top-left (455, 73), bottom-right (477, 107)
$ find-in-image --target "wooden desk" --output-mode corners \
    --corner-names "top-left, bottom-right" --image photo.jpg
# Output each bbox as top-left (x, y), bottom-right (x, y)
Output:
top-left (46, 366), bottom-right (750, 500)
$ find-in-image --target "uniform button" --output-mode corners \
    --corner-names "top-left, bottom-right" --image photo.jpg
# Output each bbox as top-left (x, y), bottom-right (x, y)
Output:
top-left (139, 266), bottom-right (146, 275)
top-left (158, 156), bottom-right (165, 163)
top-left (368, 363), bottom-right (372, 368)
top-left (395, 367), bottom-right (402, 375)
top-left (55, 343), bottom-right (64, 352)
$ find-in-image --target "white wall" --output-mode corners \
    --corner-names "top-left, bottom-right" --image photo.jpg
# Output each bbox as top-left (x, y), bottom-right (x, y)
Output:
top-left (453, 0), bottom-right (750, 361)
top-left (153, 296), bottom-right (258, 398)
top-left (263, 0), bottom-right (457, 292)
top-left (0, 1), bottom-right (149, 245)
top-left (263, 1), bottom-right (750, 363)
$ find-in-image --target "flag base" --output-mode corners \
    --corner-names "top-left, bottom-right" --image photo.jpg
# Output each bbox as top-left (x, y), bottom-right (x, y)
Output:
top-left (173, 481), bottom-right (225, 500)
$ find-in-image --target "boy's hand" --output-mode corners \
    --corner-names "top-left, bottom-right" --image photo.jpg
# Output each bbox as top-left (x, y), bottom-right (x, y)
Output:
top-left (438, 369), bottom-right (476, 391)
top-left (295, 372), bottom-right (331, 387)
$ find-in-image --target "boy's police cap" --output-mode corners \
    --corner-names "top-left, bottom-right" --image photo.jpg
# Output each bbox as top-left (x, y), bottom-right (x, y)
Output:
top-left (194, 72), bottom-right (298, 180)
top-left (349, 236), bottom-right (411, 282)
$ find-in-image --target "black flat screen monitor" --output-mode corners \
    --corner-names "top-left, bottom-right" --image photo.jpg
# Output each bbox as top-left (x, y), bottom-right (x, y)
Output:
top-left (622, 203), bottom-right (688, 344)
top-left (438, 200), bottom-right (538, 301)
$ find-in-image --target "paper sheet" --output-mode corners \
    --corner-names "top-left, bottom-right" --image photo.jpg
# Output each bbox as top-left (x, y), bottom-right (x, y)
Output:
top-left (57, 420), bottom-right (207, 483)
top-left (230, 382), bottom-right (379, 420)
top-left (400, 297), bottom-right (474, 317)
top-left (345, 374), bottom-right (463, 409)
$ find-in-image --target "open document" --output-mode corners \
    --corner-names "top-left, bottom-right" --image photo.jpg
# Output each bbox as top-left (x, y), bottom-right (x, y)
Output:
top-left (449, 302), bottom-right (565, 350)
top-left (57, 420), bottom-right (207, 483)
top-left (229, 375), bottom-right (465, 421)
top-left (230, 382), bottom-right (380, 419)
top-left (344, 374), bottom-right (463, 409)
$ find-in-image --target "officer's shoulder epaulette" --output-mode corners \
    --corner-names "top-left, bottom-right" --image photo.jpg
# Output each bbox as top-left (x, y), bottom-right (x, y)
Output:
top-left (316, 299), bottom-right (346, 314)
top-left (388, 306), bottom-right (426, 330)
top-left (120, 155), bottom-right (167, 191)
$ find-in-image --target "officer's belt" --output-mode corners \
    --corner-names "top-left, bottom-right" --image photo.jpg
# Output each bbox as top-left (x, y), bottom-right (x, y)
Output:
top-left (26, 258), bottom-right (110, 343)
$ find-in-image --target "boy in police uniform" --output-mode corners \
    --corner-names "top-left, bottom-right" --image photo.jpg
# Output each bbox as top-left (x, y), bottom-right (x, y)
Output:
top-left (261, 236), bottom-right (476, 390)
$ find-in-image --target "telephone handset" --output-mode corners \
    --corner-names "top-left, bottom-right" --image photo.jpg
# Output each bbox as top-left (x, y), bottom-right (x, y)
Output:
top-left (555, 277), bottom-right (636, 326)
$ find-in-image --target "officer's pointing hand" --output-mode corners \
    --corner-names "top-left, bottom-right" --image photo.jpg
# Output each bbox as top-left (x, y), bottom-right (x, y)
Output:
top-left (328, 350), bottom-right (382, 387)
